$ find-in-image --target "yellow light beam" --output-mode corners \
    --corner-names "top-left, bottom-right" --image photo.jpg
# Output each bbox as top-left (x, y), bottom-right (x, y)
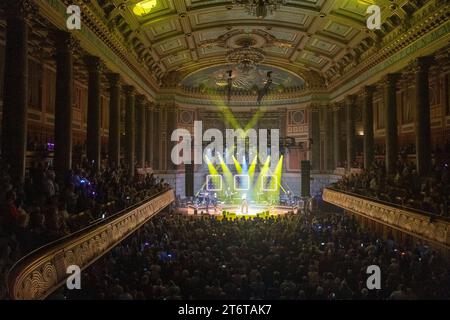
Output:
top-left (232, 155), bottom-right (242, 174)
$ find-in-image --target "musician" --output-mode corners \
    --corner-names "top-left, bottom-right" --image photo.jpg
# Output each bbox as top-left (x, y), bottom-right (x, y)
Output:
top-left (241, 194), bottom-right (249, 214)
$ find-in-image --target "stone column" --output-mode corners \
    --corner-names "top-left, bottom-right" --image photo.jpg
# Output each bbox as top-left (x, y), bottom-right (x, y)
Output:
top-left (324, 107), bottom-right (334, 171)
top-left (345, 95), bottom-right (357, 171)
top-left (333, 105), bottom-right (341, 168)
top-left (152, 106), bottom-right (161, 170)
top-left (309, 106), bottom-right (320, 171)
top-left (1, 0), bottom-right (35, 182)
top-left (362, 85), bottom-right (375, 169)
top-left (54, 32), bottom-right (76, 177)
top-left (383, 73), bottom-right (401, 175)
top-left (107, 73), bottom-right (121, 168)
top-left (166, 106), bottom-right (178, 171)
top-left (124, 86), bottom-right (135, 177)
top-left (85, 56), bottom-right (102, 172)
top-left (135, 95), bottom-right (146, 169)
top-left (413, 56), bottom-right (434, 176)
top-left (145, 103), bottom-right (154, 168)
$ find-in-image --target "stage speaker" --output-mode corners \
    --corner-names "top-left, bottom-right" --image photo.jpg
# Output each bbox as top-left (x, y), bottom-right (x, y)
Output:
top-left (185, 163), bottom-right (194, 197)
top-left (301, 160), bottom-right (310, 197)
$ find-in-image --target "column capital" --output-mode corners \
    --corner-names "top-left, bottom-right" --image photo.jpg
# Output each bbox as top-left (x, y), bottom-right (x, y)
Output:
top-left (381, 73), bottom-right (402, 88)
top-left (53, 31), bottom-right (79, 54)
top-left (309, 103), bottom-right (321, 112)
top-left (434, 52), bottom-right (450, 71)
top-left (123, 85), bottom-right (135, 95)
top-left (411, 56), bottom-right (435, 73)
top-left (2, 0), bottom-right (37, 21)
top-left (84, 55), bottom-right (103, 73)
top-left (107, 73), bottom-right (121, 87)
top-left (345, 95), bottom-right (357, 105)
top-left (136, 94), bottom-right (146, 104)
top-left (146, 102), bottom-right (155, 111)
top-left (362, 85), bottom-right (376, 98)
top-left (331, 103), bottom-right (342, 112)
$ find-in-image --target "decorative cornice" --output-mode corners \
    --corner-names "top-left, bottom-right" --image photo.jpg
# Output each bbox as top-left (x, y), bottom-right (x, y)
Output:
top-left (37, 0), bottom-right (157, 98)
top-left (329, 2), bottom-right (450, 99)
top-left (8, 189), bottom-right (175, 300)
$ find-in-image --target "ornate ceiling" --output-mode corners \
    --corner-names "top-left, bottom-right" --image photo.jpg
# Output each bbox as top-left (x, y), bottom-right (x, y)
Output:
top-left (181, 65), bottom-right (305, 91)
top-left (93, 0), bottom-right (427, 88)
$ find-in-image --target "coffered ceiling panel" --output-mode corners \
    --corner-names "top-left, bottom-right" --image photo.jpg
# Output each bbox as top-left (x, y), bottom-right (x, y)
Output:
top-left (163, 50), bottom-right (192, 67)
top-left (94, 0), bottom-right (421, 87)
top-left (322, 20), bottom-right (356, 39)
top-left (308, 38), bottom-right (339, 55)
top-left (265, 46), bottom-right (292, 56)
top-left (337, 0), bottom-right (374, 18)
top-left (298, 51), bottom-right (327, 67)
top-left (266, 29), bottom-right (300, 42)
top-left (146, 19), bottom-right (181, 40)
top-left (199, 46), bottom-right (227, 56)
top-left (156, 37), bottom-right (188, 55)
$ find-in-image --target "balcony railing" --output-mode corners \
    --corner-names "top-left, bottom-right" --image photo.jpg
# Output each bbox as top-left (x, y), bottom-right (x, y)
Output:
top-left (7, 188), bottom-right (175, 300)
top-left (323, 188), bottom-right (450, 251)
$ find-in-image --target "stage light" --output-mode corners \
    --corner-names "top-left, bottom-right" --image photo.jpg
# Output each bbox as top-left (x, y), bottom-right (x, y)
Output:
top-left (218, 155), bottom-right (234, 191)
top-left (133, 0), bottom-right (158, 16)
top-left (248, 155), bottom-right (257, 183)
top-left (233, 155), bottom-right (243, 174)
top-left (253, 155), bottom-right (271, 201)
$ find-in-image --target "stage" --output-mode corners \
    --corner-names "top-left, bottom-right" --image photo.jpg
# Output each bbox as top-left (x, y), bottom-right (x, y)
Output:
top-left (177, 203), bottom-right (298, 219)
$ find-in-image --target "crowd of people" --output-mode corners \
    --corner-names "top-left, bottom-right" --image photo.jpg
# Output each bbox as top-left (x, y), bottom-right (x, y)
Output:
top-left (0, 159), bottom-right (170, 300)
top-left (334, 161), bottom-right (450, 217)
top-left (61, 210), bottom-right (449, 300)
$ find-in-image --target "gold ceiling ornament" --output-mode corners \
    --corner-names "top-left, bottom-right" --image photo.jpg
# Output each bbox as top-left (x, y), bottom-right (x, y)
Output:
top-left (198, 29), bottom-right (293, 50)
top-left (232, 0), bottom-right (287, 19)
top-left (226, 39), bottom-right (265, 74)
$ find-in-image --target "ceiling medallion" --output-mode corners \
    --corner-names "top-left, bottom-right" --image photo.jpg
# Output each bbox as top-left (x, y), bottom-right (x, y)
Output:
top-left (233, 0), bottom-right (286, 19)
top-left (226, 40), bottom-right (265, 74)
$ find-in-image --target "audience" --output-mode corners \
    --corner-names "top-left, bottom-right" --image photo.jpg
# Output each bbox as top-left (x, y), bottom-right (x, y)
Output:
top-left (334, 161), bottom-right (450, 217)
top-left (62, 211), bottom-right (450, 300)
top-left (0, 159), bottom-right (170, 299)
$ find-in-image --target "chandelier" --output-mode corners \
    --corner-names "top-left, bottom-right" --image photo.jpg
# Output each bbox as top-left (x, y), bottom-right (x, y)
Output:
top-left (227, 44), bottom-right (265, 74)
top-left (233, 0), bottom-right (286, 19)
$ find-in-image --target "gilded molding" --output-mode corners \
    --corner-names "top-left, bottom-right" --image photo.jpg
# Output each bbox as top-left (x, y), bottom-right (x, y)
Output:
top-left (323, 188), bottom-right (450, 250)
top-left (8, 189), bottom-right (175, 300)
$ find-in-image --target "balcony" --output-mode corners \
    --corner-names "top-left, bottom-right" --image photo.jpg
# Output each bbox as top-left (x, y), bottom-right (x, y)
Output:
top-left (323, 188), bottom-right (450, 252)
top-left (7, 188), bottom-right (175, 300)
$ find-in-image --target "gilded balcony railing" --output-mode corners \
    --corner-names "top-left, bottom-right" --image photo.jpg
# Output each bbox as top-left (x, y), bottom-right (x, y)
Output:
top-left (7, 188), bottom-right (175, 300)
top-left (323, 188), bottom-right (450, 251)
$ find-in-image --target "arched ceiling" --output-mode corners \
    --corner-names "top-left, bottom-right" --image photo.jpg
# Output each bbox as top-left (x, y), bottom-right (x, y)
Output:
top-left (181, 64), bottom-right (305, 90)
top-left (95, 0), bottom-right (419, 87)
